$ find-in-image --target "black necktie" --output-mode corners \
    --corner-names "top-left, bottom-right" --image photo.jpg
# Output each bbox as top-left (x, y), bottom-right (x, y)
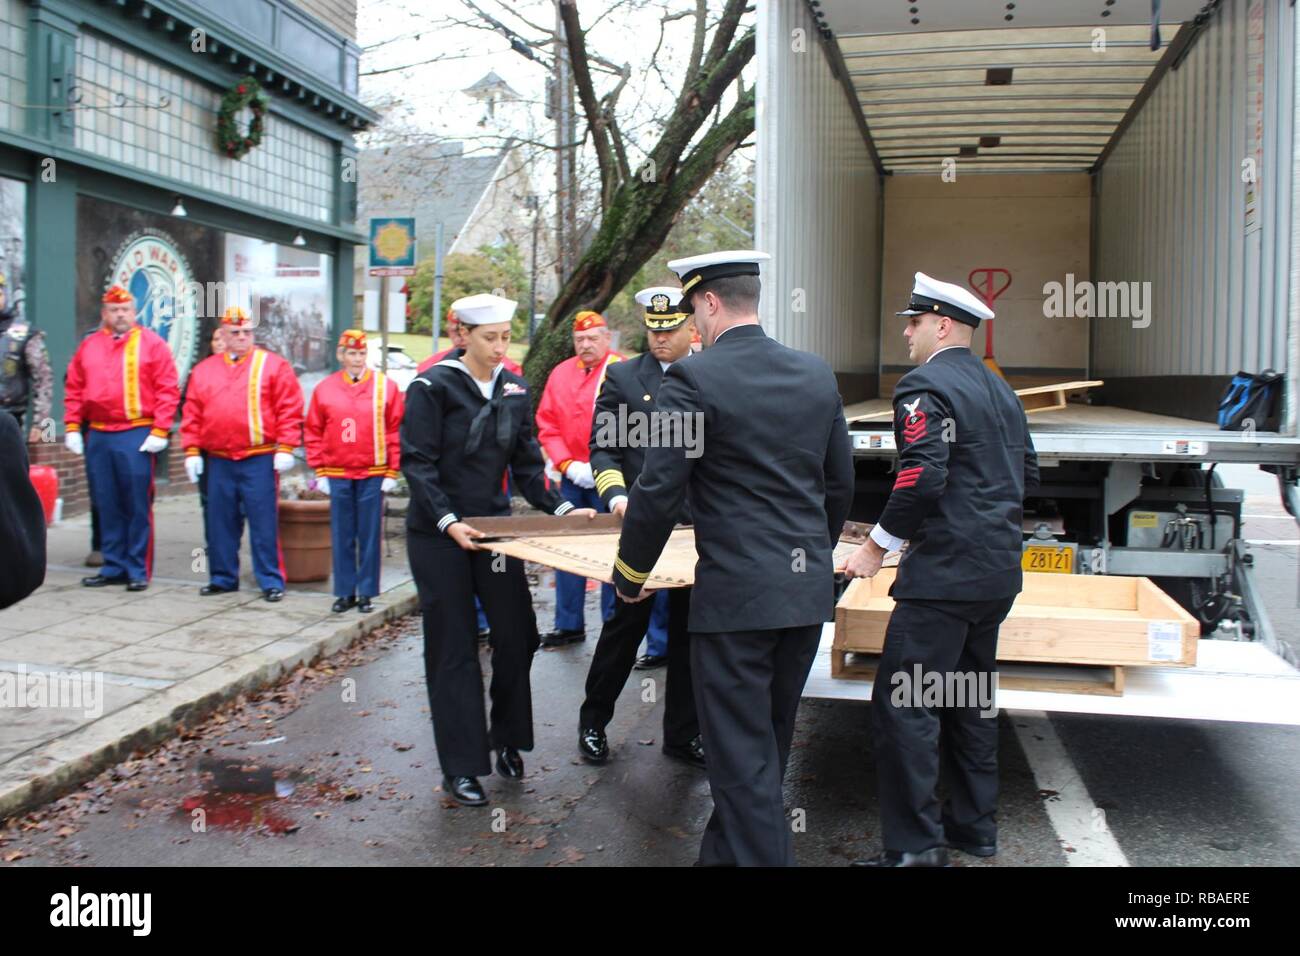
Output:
top-left (464, 377), bottom-right (513, 455)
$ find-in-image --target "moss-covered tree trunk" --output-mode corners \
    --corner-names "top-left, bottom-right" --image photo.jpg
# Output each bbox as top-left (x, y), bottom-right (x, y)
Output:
top-left (521, 3), bottom-right (755, 404)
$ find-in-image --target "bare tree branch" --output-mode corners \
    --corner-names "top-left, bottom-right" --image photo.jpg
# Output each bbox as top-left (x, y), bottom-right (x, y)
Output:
top-left (684, 0), bottom-right (708, 94)
top-left (558, 0), bottom-right (618, 211)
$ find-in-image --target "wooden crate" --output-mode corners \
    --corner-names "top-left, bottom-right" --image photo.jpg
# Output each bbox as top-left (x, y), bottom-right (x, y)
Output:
top-left (829, 651), bottom-right (1127, 697)
top-left (834, 568), bottom-right (1199, 670)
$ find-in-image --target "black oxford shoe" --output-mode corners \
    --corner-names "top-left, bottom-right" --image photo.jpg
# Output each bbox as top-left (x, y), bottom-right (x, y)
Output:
top-left (81, 574), bottom-right (127, 588)
top-left (663, 733), bottom-right (706, 769)
top-left (634, 653), bottom-right (668, 670)
top-left (199, 584), bottom-right (237, 596)
top-left (945, 833), bottom-right (997, 858)
top-left (495, 746), bottom-right (524, 779)
top-left (578, 727), bottom-right (609, 764)
top-left (356, 596), bottom-right (375, 614)
top-left (263, 588), bottom-right (284, 603)
top-left (442, 775), bottom-right (488, 807)
top-left (126, 580), bottom-right (148, 592)
top-left (331, 597), bottom-right (355, 613)
top-left (540, 628), bottom-right (584, 647)
top-left (851, 847), bottom-right (950, 868)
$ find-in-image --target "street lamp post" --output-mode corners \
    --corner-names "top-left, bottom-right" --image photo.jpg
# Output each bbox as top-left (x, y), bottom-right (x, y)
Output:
top-left (526, 194), bottom-right (539, 341)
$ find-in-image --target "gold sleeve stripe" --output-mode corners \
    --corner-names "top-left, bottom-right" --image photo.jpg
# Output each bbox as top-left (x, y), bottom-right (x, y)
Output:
top-left (614, 557), bottom-right (649, 584)
top-left (595, 469), bottom-right (626, 492)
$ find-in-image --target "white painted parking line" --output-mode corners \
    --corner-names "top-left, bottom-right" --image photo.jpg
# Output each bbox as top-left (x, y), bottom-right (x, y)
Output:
top-left (1247, 540), bottom-right (1299, 546)
top-left (1011, 711), bottom-right (1130, 867)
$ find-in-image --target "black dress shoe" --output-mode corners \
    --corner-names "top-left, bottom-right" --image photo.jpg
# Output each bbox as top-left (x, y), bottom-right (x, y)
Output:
top-left (331, 597), bottom-right (355, 613)
top-left (199, 584), bottom-right (238, 596)
top-left (663, 733), bottom-right (706, 769)
top-left (944, 831), bottom-right (997, 857)
top-left (540, 628), bottom-right (585, 647)
top-left (441, 775), bottom-right (488, 807)
top-left (126, 580), bottom-right (148, 592)
top-left (850, 847), bottom-right (950, 867)
top-left (263, 588), bottom-right (284, 603)
top-left (578, 727), bottom-right (609, 764)
top-left (477, 627), bottom-right (491, 643)
top-left (495, 746), bottom-right (524, 779)
top-left (356, 596), bottom-right (375, 613)
top-left (81, 574), bottom-right (127, 588)
top-left (634, 653), bottom-right (668, 670)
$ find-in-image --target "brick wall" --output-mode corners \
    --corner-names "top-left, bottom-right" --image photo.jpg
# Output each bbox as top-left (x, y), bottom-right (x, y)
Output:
top-left (28, 434), bottom-right (194, 520)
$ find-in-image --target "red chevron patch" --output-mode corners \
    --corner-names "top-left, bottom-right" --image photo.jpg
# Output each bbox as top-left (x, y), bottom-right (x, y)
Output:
top-left (902, 409), bottom-right (928, 444)
top-left (893, 465), bottom-right (923, 490)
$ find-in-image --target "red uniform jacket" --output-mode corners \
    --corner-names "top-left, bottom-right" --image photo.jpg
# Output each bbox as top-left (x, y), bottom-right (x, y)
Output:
top-left (536, 351), bottom-right (623, 473)
top-left (304, 369), bottom-right (404, 479)
top-left (181, 348), bottom-right (303, 459)
top-left (64, 325), bottom-right (180, 438)
top-left (417, 349), bottom-right (522, 376)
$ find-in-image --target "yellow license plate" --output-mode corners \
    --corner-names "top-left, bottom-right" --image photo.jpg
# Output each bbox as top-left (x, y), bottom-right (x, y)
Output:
top-left (1022, 545), bottom-right (1074, 574)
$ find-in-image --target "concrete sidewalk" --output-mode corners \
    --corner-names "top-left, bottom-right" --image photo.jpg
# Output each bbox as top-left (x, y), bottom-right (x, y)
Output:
top-left (0, 495), bottom-right (417, 819)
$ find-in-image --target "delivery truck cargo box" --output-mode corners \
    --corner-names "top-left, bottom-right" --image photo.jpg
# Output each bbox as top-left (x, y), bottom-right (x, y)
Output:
top-left (756, 0), bottom-right (1300, 718)
top-left (756, 0), bottom-right (1298, 445)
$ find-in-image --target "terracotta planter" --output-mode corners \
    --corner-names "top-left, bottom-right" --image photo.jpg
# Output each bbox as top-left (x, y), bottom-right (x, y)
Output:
top-left (278, 498), bottom-right (332, 583)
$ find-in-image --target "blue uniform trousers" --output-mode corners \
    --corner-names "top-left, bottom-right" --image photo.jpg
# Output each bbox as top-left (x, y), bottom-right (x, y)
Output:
top-left (84, 426), bottom-right (155, 581)
top-left (553, 477), bottom-right (615, 631)
top-left (205, 454), bottom-right (284, 591)
top-left (329, 476), bottom-right (384, 599)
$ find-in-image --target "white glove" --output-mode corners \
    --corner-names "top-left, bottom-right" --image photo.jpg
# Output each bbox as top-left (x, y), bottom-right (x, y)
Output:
top-left (316, 477), bottom-right (330, 495)
top-left (273, 452), bottom-right (296, 473)
top-left (139, 434), bottom-right (169, 454)
top-left (185, 455), bottom-right (203, 484)
top-left (565, 460), bottom-right (595, 489)
top-left (381, 477), bottom-right (397, 493)
top-left (64, 431), bottom-right (84, 456)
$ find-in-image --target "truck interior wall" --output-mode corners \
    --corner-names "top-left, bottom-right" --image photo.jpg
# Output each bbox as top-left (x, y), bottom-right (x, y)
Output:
top-left (1092, 0), bottom-right (1295, 426)
top-left (756, 0), bottom-right (881, 405)
top-left (877, 173), bottom-right (1091, 391)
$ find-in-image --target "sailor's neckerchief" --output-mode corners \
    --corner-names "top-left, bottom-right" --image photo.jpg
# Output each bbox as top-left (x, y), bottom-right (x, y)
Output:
top-left (439, 351), bottom-right (512, 455)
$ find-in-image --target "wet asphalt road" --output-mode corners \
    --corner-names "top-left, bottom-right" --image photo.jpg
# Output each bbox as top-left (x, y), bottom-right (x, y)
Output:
top-left (2, 489), bottom-right (1298, 867)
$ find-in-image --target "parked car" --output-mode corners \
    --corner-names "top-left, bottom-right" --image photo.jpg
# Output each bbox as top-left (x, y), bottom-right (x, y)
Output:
top-left (365, 342), bottom-right (419, 391)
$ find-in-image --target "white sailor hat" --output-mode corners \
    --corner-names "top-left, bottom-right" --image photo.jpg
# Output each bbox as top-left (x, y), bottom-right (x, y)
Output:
top-left (666, 250), bottom-right (771, 313)
top-left (897, 272), bottom-right (994, 328)
top-left (448, 293), bottom-right (517, 326)
top-left (635, 286), bottom-right (689, 331)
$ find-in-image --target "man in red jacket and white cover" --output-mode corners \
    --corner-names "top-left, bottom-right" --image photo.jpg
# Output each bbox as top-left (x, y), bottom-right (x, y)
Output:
top-left (305, 329), bottom-right (404, 614)
top-left (535, 310), bottom-right (623, 645)
top-left (64, 284), bottom-right (180, 591)
top-left (181, 305), bottom-right (304, 602)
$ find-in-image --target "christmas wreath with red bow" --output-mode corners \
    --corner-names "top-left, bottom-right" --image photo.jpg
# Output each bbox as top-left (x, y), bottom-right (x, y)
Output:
top-left (217, 76), bottom-right (268, 159)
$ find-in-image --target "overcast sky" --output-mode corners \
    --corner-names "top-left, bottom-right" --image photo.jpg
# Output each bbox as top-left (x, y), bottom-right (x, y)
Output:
top-left (357, 0), bottom-right (751, 163)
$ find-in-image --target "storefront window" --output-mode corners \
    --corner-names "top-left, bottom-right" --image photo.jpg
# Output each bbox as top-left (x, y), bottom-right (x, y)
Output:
top-left (77, 195), bottom-right (333, 386)
top-left (0, 175), bottom-right (25, 313)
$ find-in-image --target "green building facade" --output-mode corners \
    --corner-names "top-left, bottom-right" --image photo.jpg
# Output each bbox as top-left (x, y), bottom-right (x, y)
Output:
top-left (0, 0), bottom-right (375, 424)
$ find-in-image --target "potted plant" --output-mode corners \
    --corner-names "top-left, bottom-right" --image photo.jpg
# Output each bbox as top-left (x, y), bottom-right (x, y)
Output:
top-left (278, 476), bottom-right (332, 583)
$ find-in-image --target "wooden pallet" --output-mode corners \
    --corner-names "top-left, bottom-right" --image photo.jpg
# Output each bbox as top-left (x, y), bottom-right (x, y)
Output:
top-left (846, 379), bottom-right (1104, 422)
top-left (829, 650), bottom-right (1126, 697)
top-left (1015, 380), bottom-right (1106, 413)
